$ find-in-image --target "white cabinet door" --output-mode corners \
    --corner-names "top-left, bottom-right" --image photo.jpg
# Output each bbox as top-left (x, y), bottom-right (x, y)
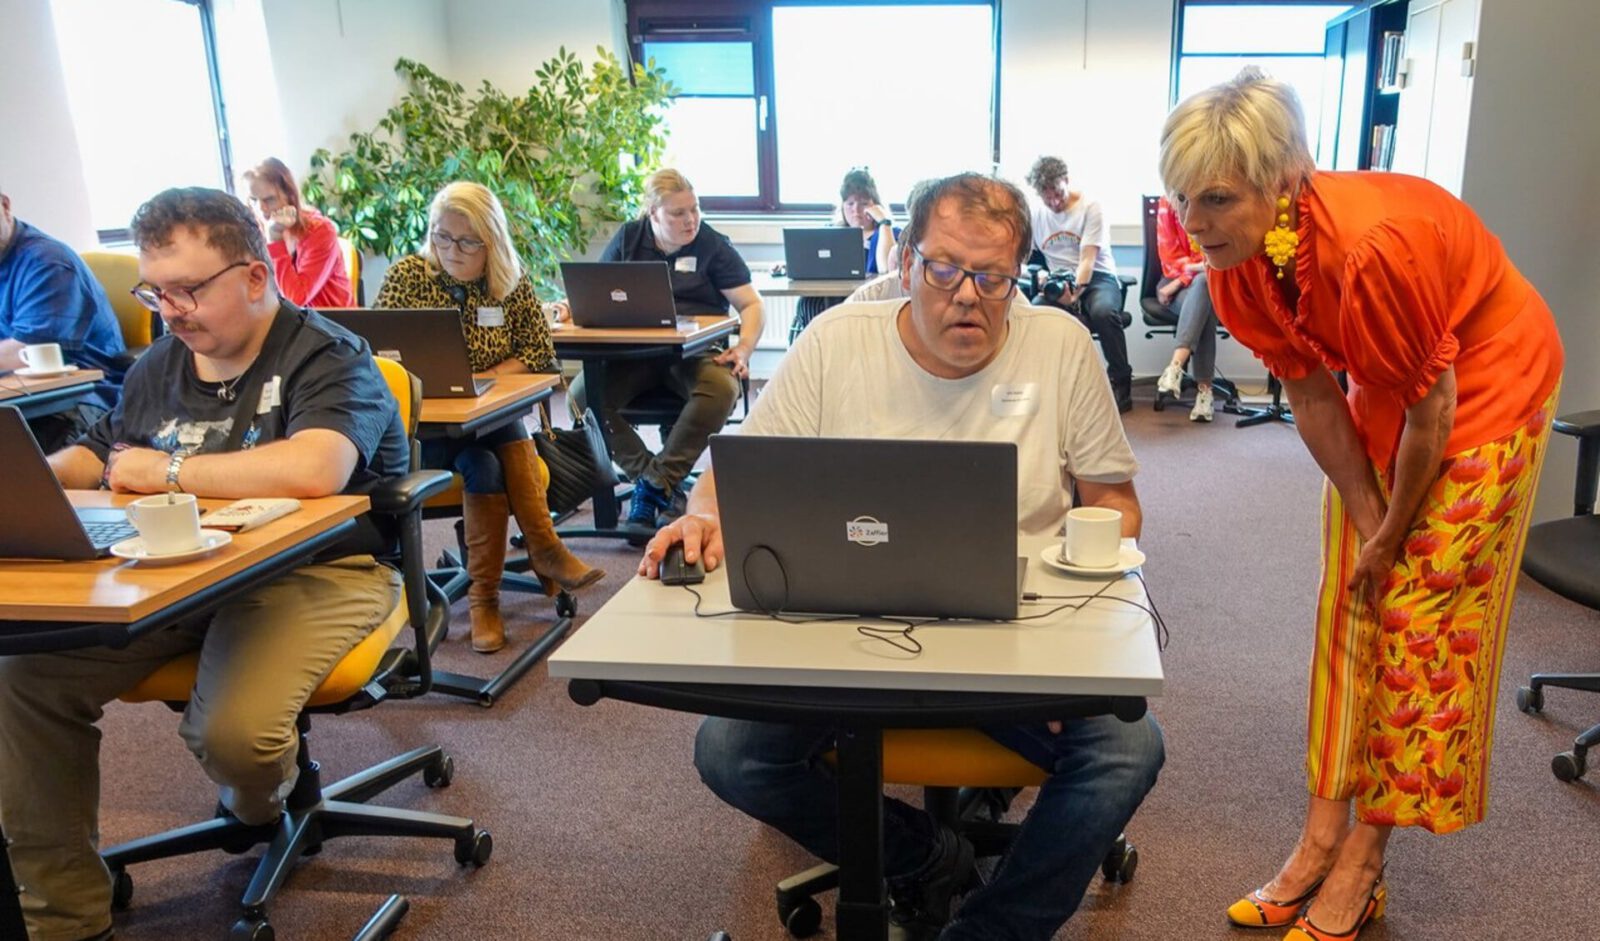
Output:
top-left (1425, 0), bottom-right (1480, 194)
top-left (1392, 2), bottom-right (1442, 177)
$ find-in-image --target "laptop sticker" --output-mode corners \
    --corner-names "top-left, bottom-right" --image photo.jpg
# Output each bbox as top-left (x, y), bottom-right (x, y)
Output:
top-left (846, 516), bottom-right (889, 546)
top-left (610, 290), bottom-right (629, 302)
top-left (818, 249), bottom-right (833, 258)
top-left (376, 349), bottom-right (403, 362)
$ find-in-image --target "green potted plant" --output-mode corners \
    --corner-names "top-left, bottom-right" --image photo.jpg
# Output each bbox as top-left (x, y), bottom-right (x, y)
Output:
top-left (304, 47), bottom-right (675, 297)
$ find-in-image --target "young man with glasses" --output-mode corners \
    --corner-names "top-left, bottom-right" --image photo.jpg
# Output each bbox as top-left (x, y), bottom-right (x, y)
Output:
top-left (0, 180), bottom-right (128, 450)
top-left (638, 173), bottom-right (1163, 941)
top-left (0, 187), bottom-right (407, 941)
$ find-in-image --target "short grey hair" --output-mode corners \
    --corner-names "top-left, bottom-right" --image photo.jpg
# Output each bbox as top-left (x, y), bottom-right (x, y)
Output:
top-left (1159, 67), bottom-right (1315, 201)
top-left (899, 173), bottom-right (1033, 271)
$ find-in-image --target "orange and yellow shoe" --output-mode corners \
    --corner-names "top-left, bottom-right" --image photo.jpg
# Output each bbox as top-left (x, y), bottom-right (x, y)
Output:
top-left (1226, 880), bottom-right (1323, 929)
top-left (1281, 881), bottom-right (1386, 941)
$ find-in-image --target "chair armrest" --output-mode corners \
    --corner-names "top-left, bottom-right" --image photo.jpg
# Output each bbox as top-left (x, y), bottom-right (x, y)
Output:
top-left (1553, 410), bottom-right (1600, 438)
top-left (369, 470), bottom-right (455, 515)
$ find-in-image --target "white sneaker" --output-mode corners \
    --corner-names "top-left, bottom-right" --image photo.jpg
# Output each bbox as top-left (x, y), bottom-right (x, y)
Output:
top-left (1157, 362), bottom-right (1184, 397)
top-left (1190, 387), bottom-right (1215, 422)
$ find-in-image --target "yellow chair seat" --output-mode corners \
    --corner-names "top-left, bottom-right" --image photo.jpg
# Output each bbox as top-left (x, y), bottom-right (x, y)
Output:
top-left (827, 729), bottom-right (1048, 789)
top-left (121, 589), bottom-right (410, 708)
top-left (422, 474), bottom-right (465, 510)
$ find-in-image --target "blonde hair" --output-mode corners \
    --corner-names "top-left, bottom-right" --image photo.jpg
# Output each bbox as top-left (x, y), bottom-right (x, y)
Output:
top-left (425, 181), bottom-right (524, 302)
top-left (639, 168), bottom-right (695, 218)
top-left (1159, 67), bottom-right (1315, 202)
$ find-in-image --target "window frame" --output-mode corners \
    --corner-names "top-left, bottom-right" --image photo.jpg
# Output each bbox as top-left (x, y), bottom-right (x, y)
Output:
top-left (626, 0), bottom-right (1000, 214)
top-left (1169, 0), bottom-right (1351, 106)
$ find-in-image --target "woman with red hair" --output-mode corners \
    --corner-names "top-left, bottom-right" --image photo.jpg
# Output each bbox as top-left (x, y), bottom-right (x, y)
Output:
top-left (243, 157), bottom-right (353, 308)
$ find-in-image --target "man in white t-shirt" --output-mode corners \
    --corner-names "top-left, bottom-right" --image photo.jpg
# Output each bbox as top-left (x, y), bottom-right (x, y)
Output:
top-left (1026, 155), bottom-right (1133, 413)
top-left (640, 173), bottom-right (1164, 941)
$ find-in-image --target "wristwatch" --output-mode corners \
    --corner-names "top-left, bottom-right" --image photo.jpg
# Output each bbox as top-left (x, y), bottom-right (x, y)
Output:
top-left (877, 218), bottom-right (894, 227)
top-left (166, 451), bottom-right (189, 493)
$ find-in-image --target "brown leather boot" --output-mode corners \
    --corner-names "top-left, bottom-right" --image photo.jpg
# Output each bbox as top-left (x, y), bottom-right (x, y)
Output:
top-left (462, 492), bottom-right (510, 653)
top-left (496, 438), bottom-right (604, 594)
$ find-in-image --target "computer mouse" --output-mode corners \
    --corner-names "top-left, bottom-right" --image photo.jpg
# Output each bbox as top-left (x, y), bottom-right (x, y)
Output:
top-left (770, 263), bottom-right (787, 277)
top-left (660, 543), bottom-right (705, 586)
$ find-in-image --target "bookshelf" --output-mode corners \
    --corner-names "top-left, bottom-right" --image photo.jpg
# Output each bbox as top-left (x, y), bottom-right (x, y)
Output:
top-left (1316, 0), bottom-right (1411, 171)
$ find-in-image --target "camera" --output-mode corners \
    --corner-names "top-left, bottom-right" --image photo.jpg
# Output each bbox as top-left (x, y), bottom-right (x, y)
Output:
top-left (1019, 264), bottom-right (1076, 305)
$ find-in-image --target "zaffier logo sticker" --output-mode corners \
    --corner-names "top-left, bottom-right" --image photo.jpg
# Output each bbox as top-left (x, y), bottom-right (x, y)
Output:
top-left (846, 516), bottom-right (889, 546)
top-left (610, 290), bottom-right (629, 302)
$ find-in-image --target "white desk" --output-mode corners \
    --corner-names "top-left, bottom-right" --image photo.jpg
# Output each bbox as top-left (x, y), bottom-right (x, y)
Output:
top-left (750, 272), bottom-right (868, 298)
top-left (550, 535), bottom-right (1163, 941)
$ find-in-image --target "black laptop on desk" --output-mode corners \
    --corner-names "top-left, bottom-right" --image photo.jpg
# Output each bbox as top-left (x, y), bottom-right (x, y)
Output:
top-left (0, 405), bottom-right (135, 560)
top-left (783, 228), bottom-right (866, 280)
top-left (320, 308), bottom-right (493, 398)
top-left (709, 436), bottom-right (1023, 620)
top-left (560, 261), bottom-right (681, 328)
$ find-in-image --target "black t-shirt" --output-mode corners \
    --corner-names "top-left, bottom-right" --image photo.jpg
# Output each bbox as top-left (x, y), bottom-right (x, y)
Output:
top-left (81, 302), bottom-right (408, 557)
top-left (599, 219), bottom-right (752, 317)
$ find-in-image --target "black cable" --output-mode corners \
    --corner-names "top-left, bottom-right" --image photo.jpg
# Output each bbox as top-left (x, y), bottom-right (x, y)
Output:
top-left (1022, 573), bottom-right (1171, 651)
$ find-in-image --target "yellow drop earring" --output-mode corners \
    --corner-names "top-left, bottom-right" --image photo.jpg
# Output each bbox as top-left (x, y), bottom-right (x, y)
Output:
top-left (1262, 195), bottom-right (1298, 279)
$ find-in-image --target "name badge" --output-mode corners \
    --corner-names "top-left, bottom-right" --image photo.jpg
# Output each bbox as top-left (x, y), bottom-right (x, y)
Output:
top-left (476, 306), bottom-right (505, 328)
top-left (257, 376), bottom-right (282, 415)
top-left (990, 382), bottom-right (1039, 417)
top-left (674, 256), bottom-right (698, 274)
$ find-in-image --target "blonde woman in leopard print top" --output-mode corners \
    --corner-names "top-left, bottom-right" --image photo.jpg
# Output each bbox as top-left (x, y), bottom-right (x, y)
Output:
top-left (375, 182), bottom-right (601, 652)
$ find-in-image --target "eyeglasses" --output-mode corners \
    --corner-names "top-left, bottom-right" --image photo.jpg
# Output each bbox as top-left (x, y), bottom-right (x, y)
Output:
top-left (431, 229), bottom-right (486, 255)
top-left (131, 261), bottom-right (251, 315)
top-left (912, 248), bottom-right (1019, 301)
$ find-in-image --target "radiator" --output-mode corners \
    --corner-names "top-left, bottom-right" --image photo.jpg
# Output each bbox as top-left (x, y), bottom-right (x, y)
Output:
top-left (758, 295), bottom-right (798, 351)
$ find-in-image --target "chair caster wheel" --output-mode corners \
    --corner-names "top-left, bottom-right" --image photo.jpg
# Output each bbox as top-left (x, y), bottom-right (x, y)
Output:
top-left (555, 592), bottom-right (577, 619)
top-left (455, 829), bottom-right (492, 866)
top-left (231, 917), bottom-right (274, 941)
top-left (1101, 837), bottom-right (1138, 884)
top-left (1517, 685), bottom-right (1542, 714)
top-left (1553, 750), bottom-right (1586, 782)
top-left (424, 754), bottom-right (455, 788)
top-left (777, 895), bottom-right (821, 938)
top-left (110, 868), bottom-right (133, 910)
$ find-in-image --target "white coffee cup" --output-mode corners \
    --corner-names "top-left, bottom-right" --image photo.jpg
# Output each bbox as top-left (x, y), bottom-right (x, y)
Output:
top-left (20, 343), bottom-right (65, 372)
top-left (125, 493), bottom-right (203, 555)
top-left (1062, 506), bottom-right (1122, 568)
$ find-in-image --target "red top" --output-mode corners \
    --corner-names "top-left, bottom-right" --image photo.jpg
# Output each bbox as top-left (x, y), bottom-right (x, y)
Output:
top-left (266, 206), bottom-right (353, 309)
top-left (1206, 171), bottom-right (1563, 468)
top-left (1155, 196), bottom-right (1204, 285)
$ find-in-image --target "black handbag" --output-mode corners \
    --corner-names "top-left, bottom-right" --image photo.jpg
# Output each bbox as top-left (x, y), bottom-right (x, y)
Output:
top-left (533, 401), bottom-right (602, 517)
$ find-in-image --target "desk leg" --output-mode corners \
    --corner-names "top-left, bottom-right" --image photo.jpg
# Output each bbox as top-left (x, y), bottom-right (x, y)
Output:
top-left (835, 727), bottom-right (889, 941)
top-left (1, 827), bottom-right (24, 938)
top-left (580, 358), bottom-right (621, 531)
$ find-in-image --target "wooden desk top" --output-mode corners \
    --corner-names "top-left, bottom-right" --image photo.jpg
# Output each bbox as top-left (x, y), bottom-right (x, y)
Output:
top-left (550, 536), bottom-right (1165, 697)
top-left (0, 369), bottom-right (105, 402)
top-left (417, 372), bottom-right (559, 426)
top-left (751, 273), bottom-right (867, 298)
top-left (549, 314), bottom-right (739, 347)
top-left (0, 492), bottom-right (369, 623)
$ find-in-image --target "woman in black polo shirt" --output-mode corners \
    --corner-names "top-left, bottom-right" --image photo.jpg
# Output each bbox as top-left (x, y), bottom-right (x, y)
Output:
top-left (559, 169), bottom-right (765, 536)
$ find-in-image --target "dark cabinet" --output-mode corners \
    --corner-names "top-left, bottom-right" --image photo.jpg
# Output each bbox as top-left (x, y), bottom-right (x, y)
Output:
top-left (1318, 0), bottom-right (1409, 170)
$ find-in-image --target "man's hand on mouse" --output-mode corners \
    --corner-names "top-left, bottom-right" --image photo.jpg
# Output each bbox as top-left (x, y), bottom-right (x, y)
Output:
top-left (638, 512), bottom-right (725, 578)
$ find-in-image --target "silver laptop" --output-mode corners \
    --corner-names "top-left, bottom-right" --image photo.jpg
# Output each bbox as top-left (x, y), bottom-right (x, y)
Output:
top-left (710, 435), bottom-right (1024, 620)
top-left (320, 308), bottom-right (493, 398)
top-left (0, 405), bottom-right (136, 560)
top-left (560, 262), bottom-right (679, 328)
top-left (783, 228), bottom-right (866, 280)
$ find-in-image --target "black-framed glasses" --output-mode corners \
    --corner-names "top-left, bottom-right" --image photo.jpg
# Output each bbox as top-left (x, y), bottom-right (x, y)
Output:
top-left (912, 247), bottom-right (1019, 300)
top-left (431, 229), bottom-right (486, 255)
top-left (131, 261), bottom-right (251, 314)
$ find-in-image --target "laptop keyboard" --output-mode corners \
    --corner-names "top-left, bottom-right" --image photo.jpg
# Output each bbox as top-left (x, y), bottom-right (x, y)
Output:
top-left (84, 519), bottom-right (138, 549)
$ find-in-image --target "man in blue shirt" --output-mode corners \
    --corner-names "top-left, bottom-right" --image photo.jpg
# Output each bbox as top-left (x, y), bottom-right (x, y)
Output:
top-left (0, 183), bottom-right (127, 449)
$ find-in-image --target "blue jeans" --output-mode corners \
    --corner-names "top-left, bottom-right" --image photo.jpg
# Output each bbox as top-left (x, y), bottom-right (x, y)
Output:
top-left (693, 713), bottom-right (1165, 941)
top-left (418, 421), bottom-right (529, 494)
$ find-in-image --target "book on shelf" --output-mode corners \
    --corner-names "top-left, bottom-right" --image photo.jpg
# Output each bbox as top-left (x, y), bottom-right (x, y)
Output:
top-left (1378, 31), bottom-right (1405, 92)
top-left (1369, 125), bottom-right (1396, 171)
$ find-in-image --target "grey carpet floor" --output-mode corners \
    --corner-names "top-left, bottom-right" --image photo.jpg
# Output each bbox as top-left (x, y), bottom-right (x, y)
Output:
top-left (85, 389), bottom-right (1600, 941)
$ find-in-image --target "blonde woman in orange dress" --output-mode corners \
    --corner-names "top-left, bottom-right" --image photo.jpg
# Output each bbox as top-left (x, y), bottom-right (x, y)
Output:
top-left (1161, 68), bottom-right (1564, 941)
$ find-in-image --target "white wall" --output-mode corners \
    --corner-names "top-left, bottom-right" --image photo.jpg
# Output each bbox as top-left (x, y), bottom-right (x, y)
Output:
top-left (442, 0), bottom-right (624, 93)
top-left (1460, 0), bottom-right (1600, 520)
top-left (0, 0), bottom-right (97, 248)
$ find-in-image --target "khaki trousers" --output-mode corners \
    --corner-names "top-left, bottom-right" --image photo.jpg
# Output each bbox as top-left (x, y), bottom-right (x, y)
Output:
top-left (569, 354), bottom-right (739, 491)
top-left (0, 556), bottom-right (400, 941)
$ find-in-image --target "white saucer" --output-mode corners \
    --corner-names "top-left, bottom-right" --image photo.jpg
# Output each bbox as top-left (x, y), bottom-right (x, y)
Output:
top-left (1038, 544), bottom-right (1146, 577)
top-left (15, 365), bottom-right (80, 379)
top-left (110, 529), bottom-right (232, 565)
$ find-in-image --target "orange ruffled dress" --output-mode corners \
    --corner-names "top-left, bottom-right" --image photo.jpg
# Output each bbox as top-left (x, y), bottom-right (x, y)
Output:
top-left (1208, 171), bottom-right (1565, 833)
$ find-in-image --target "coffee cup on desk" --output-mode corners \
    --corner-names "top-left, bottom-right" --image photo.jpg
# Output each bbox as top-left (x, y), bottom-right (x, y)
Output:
top-left (1062, 507), bottom-right (1122, 568)
top-left (19, 343), bottom-right (66, 372)
top-left (126, 493), bottom-right (203, 555)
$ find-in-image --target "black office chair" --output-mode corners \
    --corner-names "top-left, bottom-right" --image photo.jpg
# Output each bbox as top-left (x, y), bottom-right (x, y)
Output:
top-left (1515, 408), bottom-right (1600, 781)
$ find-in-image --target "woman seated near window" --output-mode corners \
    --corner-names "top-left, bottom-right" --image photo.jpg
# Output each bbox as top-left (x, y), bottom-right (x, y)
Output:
top-left (374, 181), bottom-right (602, 654)
top-left (550, 169), bottom-right (765, 540)
top-left (243, 157), bottom-right (353, 308)
top-left (1152, 195), bottom-right (1223, 422)
top-left (789, 167), bottom-right (902, 342)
